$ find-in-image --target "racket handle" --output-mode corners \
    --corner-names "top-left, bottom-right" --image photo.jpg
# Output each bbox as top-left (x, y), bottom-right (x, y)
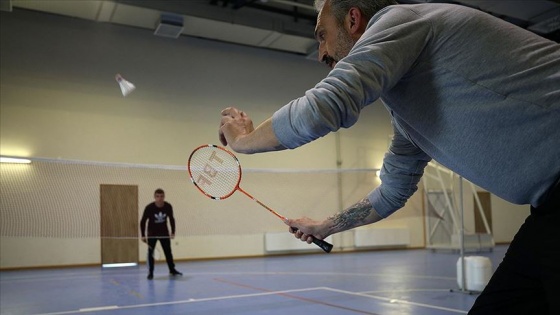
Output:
top-left (291, 227), bottom-right (333, 253)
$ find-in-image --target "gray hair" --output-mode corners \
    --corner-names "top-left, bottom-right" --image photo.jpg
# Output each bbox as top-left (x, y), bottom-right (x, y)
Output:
top-left (314, 0), bottom-right (398, 26)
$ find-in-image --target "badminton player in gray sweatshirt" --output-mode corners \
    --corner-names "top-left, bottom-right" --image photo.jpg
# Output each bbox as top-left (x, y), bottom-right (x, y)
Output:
top-left (219, 1), bottom-right (560, 314)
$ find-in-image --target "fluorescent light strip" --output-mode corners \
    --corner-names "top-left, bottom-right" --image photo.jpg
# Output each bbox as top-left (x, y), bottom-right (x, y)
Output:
top-left (102, 263), bottom-right (138, 268)
top-left (0, 157), bottom-right (31, 164)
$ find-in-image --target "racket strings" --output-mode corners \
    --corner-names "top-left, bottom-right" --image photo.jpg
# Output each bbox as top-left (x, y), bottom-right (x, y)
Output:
top-left (187, 145), bottom-right (333, 253)
top-left (188, 146), bottom-right (242, 199)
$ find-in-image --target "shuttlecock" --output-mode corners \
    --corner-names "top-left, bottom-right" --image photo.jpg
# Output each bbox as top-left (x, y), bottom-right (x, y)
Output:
top-left (115, 73), bottom-right (136, 97)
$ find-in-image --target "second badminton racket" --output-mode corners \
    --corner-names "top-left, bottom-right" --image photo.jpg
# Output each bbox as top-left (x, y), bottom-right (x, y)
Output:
top-left (187, 144), bottom-right (333, 253)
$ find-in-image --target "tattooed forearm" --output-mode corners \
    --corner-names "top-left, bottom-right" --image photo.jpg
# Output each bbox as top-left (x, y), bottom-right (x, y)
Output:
top-left (328, 197), bottom-right (381, 233)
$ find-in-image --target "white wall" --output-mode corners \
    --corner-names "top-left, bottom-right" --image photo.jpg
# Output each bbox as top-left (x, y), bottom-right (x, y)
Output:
top-left (0, 8), bottom-right (526, 269)
top-left (491, 197), bottom-right (530, 243)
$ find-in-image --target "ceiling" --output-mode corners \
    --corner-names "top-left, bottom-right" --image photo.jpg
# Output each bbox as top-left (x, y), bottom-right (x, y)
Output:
top-left (2, 0), bottom-right (559, 57)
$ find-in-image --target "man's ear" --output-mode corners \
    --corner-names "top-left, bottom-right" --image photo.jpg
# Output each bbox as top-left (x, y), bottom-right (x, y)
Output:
top-left (347, 7), bottom-right (364, 35)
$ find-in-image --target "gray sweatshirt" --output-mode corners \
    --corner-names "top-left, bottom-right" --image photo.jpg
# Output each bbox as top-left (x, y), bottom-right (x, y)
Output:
top-left (272, 4), bottom-right (560, 218)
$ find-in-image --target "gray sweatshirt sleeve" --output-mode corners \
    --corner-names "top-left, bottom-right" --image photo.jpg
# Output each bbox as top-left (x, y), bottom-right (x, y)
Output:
top-left (368, 120), bottom-right (431, 218)
top-left (272, 6), bottom-right (432, 149)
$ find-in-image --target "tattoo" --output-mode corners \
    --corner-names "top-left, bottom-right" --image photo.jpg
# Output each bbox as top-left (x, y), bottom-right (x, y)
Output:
top-left (328, 198), bottom-right (376, 232)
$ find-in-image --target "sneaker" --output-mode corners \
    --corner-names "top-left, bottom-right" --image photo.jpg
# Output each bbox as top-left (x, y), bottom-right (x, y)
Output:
top-left (170, 270), bottom-right (182, 276)
top-left (147, 273), bottom-right (153, 280)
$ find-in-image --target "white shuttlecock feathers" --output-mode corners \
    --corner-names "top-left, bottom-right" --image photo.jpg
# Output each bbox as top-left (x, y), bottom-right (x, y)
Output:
top-left (115, 73), bottom-right (136, 97)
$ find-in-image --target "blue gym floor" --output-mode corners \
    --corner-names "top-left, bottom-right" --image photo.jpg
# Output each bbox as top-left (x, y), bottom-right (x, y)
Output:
top-left (0, 246), bottom-right (507, 315)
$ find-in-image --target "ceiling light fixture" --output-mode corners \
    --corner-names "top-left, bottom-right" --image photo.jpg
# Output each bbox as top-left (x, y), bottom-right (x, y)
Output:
top-left (0, 157), bottom-right (32, 164)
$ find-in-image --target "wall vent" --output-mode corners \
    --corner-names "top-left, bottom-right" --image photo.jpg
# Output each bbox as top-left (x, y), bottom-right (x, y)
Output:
top-left (154, 13), bottom-right (184, 38)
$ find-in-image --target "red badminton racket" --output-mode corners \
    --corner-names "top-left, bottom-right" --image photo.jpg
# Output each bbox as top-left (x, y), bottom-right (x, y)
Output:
top-left (187, 144), bottom-right (333, 253)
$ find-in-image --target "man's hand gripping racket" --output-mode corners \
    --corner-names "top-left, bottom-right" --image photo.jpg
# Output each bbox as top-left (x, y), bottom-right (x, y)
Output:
top-left (188, 144), bottom-right (333, 253)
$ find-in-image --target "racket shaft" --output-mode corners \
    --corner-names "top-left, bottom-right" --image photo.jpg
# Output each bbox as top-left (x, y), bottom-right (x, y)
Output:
top-left (237, 187), bottom-right (286, 220)
top-left (238, 187), bottom-right (333, 253)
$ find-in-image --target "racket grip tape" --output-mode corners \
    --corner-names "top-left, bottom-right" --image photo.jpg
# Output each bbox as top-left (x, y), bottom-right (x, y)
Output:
top-left (291, 227), bottom-right (333, 253)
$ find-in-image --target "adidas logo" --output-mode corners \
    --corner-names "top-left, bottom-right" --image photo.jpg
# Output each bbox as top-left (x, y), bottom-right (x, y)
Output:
top-left (154, 211), bottom-right (167, 223)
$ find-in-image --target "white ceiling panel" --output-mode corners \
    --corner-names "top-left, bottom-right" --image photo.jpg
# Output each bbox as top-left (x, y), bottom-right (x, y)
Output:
top-left (110, 3), bottom-right (159, 30)
top-left (12, 0), bottom-right (103, 20)
top-left (96, 1), bottom-right (116, 22)
top-left (183, 16), bottom-right (273, 47)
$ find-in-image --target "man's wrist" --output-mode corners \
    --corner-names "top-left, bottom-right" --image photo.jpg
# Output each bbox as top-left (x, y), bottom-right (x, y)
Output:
top-left (320, 218), bottom-right (335, 239)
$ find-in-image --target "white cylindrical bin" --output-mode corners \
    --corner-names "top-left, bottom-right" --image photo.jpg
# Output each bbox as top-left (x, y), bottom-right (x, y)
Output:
top-left (457, 256), bottom-right (493, 292)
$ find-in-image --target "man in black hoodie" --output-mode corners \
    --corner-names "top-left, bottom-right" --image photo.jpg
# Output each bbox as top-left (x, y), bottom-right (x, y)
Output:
top-left (140, 188), bottom-right (182, 280)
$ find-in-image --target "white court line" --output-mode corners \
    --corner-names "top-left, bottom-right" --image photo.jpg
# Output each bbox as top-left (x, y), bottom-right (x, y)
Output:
top-left (363, 288), bottom-right (454, 294)
top-left (323, 287), bottom-right (468, 314)
top-left (79, 306), bottom-right (119, 312)
top-left (34, 286), bottom-right (468, 315)
top-left (33, 287), bottom-right (331, 315)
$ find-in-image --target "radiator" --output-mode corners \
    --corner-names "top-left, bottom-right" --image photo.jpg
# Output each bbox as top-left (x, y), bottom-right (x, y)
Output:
top-left (353, 228), bottom-right (410, 248)
top-left (264, 232), bottom-right (333, 252)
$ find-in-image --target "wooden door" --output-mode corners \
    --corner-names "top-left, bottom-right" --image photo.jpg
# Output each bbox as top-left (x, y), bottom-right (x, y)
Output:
top-left (100, 184), bottom-right (139, 265)
top-left (474, 191), bottom-right (492, 234)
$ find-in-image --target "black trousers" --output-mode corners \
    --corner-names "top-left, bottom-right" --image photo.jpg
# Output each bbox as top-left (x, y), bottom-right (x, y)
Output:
top-left (147, 237), bottom-right (176, 273)
top-left (469, 182), bottom-right (560, 315)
